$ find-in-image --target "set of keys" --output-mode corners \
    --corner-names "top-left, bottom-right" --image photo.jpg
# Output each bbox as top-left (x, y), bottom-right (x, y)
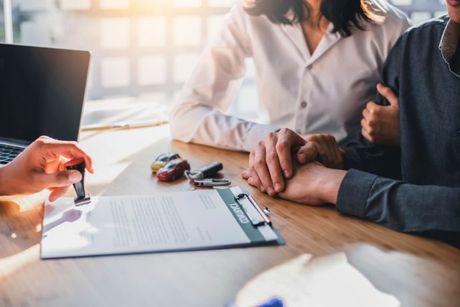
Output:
top-left (185, 161), bottom-right (231, 187)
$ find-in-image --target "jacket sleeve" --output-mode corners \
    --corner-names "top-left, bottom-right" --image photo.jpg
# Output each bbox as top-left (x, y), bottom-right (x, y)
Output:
top-left (169, 3), bottom-right (278, 152)
top-left (338, 35), bottom-right (460, 245)
top-left (337, 169), bottom-right (460, 240)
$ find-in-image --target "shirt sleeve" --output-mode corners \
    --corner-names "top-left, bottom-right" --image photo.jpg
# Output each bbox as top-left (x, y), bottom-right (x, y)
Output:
top-left (343, 33), bottom-right (404, 179)
top-left (169, 3), bottom-right (279, 152)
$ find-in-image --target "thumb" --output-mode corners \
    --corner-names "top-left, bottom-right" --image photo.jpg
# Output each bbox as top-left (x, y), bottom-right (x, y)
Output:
top-left (296, 143), bottom-right (318, 164)
top-left (377, 83), bottom-right (399, 107)
top-left (36, 170), bottom-right (82, 188)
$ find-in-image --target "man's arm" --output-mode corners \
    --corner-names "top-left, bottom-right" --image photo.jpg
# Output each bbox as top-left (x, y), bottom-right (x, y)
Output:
top-left (279, 164), bottom-right (460, 244)
top-left (337, 169), bottom-right (460, 236)
top-left (169, 4), bottom-right (278, 152)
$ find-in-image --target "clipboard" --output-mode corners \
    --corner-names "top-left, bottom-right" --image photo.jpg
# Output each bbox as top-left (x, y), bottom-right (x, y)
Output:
top-left (214, 187), bottom-right (285, 247)
top-left (40, 186), bottom-right (284, 259)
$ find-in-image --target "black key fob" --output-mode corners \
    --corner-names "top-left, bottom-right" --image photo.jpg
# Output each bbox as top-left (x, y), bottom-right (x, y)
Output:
top-left (195, 162), bottom-right (223, 179)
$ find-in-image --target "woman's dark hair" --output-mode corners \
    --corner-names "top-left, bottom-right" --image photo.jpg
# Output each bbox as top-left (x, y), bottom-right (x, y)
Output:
top-left (244, 0), bottom-right (375, 37)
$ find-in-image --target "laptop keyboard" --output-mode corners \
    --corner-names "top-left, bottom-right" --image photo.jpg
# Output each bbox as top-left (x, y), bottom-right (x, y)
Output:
top-left (0, 144), bottom-right (24, 165)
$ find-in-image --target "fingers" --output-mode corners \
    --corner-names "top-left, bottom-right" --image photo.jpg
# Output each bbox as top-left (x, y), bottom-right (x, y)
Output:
top-left (325, 137), bottom-right (342, 168)
top-left (361, 102), bottom-right (382, 143)
top-left (361, 113), bottom-right (378, 143)
top-left (377, 83), bottom-right (399, 107)
top-left (276, 128), bottom-right (306, 178)
top-left (48, 186), bottom-right (70, 202)
top-left (308, 134), bottom-right (340, 168)
top-left (253, 142), bottom-right (275, 195)
top-left (36, 137), bottom-right (94, 173)
top-left (241, 169), bottom-right (251, 180)
top-left (245, 149), bottom-right (264, 191)
top-left (296, 143), bottom-right (317, 164)
top-left (34, 170), bottom-right (82, 189)
top-left (265, 133), bottom-right (285, 193)
top-left (298, 135), bottom-right (342, 168)
top-left (361, 127), bottom-right (373, 143)
top-left (246, 168), bottom-right (263, 191)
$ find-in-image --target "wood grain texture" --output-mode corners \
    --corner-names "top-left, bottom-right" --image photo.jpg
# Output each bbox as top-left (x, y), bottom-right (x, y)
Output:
top-left (0, 125), bottom-right (459, 307)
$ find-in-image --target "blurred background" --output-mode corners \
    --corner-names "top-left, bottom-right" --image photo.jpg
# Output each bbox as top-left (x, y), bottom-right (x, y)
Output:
top-left (0, 0), bottom-right (447, 128)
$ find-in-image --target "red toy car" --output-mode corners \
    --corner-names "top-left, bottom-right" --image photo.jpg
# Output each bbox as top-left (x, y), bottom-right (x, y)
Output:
top-left (157, 158), bottom-right (191, 182)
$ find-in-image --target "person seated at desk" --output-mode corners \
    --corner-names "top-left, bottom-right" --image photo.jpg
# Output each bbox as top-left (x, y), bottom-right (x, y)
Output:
top-left (242, 2), bottom-right (460, 246)
top-left (0, 136), bottom-right (93, 201)
top-left (170, 0), bottom-right (410, 152)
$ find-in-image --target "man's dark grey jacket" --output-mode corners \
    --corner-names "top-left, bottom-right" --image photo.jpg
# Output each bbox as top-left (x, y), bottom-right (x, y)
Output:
top-left (337, 16), bottom-right (460, 247)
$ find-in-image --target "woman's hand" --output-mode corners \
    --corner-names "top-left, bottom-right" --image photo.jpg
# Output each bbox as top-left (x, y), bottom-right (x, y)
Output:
top-left (0, 136), bottom-right (93, 201)
top-left (300, 134), bottom-right (344, 169)
top-left (361, 83), bottom-right (400, 146)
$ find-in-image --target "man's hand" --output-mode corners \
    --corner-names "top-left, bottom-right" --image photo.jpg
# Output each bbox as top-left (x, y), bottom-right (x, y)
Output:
top-left (0, 136), bottom-right (93, 201)
top-left (241, 129), bottom-right (343, 196)
top-left (241, 128), bottom-right (306, 196)
top-left (361, 83), bottom-right (400, 146)
top-left (278, 163), bottom-right (347, 206)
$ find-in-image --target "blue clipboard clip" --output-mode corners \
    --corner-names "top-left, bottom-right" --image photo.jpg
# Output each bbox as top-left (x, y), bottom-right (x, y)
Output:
top-left (235, 193), bottom-right (271, 227)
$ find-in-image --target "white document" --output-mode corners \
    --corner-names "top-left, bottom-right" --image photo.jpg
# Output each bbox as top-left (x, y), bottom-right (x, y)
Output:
top-left (41, 187), bottom-right (280, 259)
top-left (236, 253), bottom-right (400, 307)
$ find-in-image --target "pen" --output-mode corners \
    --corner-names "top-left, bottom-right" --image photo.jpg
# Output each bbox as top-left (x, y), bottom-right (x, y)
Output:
top-left (80, 120), bottom-right (168, 132)
top-left (227, 297), bottom-right (284, 307)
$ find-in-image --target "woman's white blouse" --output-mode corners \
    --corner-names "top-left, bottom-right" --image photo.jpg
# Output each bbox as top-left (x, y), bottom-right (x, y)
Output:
top-left (170, 0), bottom-right (410, 151)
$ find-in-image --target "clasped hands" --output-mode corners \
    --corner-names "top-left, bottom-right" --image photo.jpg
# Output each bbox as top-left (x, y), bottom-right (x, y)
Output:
top-left (241, 84), bottom-right (400, 206)
top-left (241, 129), bottom-right (346, 206)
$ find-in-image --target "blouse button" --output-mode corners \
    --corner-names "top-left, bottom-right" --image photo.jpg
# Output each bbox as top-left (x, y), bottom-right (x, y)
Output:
top-left (300, 101), bottom-right (308, 109)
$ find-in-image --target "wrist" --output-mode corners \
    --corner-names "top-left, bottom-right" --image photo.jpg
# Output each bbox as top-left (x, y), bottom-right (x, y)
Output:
top-left (316, 167), bottom-right (347, 205)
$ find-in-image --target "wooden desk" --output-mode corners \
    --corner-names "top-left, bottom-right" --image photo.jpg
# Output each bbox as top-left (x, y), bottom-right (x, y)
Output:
top-left (0, 125), bottom-right (459, 307)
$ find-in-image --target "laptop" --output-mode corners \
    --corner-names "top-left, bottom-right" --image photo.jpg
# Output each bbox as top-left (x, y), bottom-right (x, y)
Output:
top-left (0, 44), bottom-right (90, 165)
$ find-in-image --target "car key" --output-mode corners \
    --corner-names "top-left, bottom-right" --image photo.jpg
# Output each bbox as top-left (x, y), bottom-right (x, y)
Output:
top-left (186, 161), bottom-right (224, 180)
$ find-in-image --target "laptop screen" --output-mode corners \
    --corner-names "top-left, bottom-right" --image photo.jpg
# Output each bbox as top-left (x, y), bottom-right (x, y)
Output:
top-left (0, 44), bottom-right (90, 144)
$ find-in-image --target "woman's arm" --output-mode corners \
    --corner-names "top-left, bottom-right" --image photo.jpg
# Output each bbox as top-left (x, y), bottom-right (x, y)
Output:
top-left (170, 4), bottom-right (278, 152)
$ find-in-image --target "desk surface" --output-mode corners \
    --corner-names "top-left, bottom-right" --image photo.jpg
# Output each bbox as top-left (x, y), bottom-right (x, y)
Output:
top-left (0, 126), bottom-right (459, 307)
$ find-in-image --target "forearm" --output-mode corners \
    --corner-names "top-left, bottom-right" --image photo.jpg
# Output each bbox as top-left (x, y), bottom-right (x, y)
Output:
top-left (316, 168), bottom-right (347, 205)
top-left (170, 102), bottom-right (278, 151)
top-left (337, 169), bottom-right (460, 234)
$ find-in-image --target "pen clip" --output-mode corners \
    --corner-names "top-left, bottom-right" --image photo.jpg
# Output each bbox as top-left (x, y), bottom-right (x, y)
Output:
top-left (235, 193), bottom-right (271, 227)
